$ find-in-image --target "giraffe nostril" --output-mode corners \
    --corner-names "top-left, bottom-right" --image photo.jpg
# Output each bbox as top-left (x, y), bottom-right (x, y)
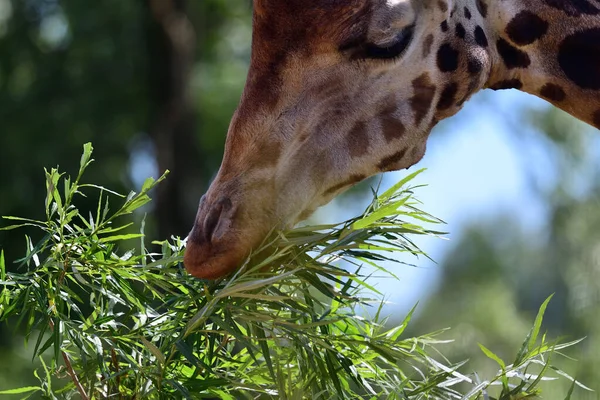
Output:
top-left (202, 208), bottom-right (221, 243)
top-left (201, 197), bottom-right (233, 243)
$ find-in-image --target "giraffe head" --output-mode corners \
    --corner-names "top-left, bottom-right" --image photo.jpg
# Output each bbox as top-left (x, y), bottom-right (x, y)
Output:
top-left (184, 0), bottom-right (493, 279)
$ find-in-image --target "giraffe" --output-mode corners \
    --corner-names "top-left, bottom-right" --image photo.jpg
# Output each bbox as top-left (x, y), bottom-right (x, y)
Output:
top-left (184, 0), bottom-right (600, 279)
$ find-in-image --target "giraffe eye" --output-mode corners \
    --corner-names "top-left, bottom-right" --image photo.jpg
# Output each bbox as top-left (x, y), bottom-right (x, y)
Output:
top-left (363, 25), bottom-right (415, 60)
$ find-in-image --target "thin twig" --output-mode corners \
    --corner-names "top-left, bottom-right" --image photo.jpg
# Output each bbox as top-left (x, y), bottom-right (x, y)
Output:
top-left (62, 351), bottom-right (90, 400)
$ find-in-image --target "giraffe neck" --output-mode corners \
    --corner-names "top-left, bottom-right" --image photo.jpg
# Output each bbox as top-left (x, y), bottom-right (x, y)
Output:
top-left (481, 0), bottom-right (600, 128)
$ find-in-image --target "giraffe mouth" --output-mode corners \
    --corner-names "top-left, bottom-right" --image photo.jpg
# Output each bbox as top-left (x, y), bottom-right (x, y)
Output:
top-left (183, 195), bottom-right (249, 280)
top-left (183, 191), bottom-right (274, 280)
top-left (183, 235), bottom-right (249, 280)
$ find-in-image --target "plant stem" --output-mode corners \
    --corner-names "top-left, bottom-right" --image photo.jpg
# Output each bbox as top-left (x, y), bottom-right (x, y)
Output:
top-left (62, 351), bottom-right (89, 400)
top-left (48, 319), bottom-right (89, 400)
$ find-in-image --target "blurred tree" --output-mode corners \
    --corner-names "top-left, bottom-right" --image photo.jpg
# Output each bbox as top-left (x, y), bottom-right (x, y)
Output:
top-left (0, 0), bottom-right (147, 262)
top-left (0, 0), bottom-right (252, 260)
top-left (144, 0), bottom-right (200, 239)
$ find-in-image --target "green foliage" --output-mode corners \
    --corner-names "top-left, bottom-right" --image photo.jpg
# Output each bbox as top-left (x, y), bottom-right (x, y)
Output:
top-left (0, 145), bottom-right (586, 398)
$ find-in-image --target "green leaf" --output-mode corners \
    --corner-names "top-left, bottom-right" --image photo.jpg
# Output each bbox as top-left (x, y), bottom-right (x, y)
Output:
top-left (528, 294), bottom-right (554, 351)
top-left (254, 323), bottom-right (275, 381)
top-left (0, 251), bottom-right (5, 281)
top-left (209, 390), bottom-right (234, 400)
top-left (0, 387), bottom-right (41, 394)
top-left (98, 233), bottom-right (144, 243)
top-left (79, 142), bottom-right (94, 174)
top-left (141, 177), bottom-right (156, 192)
top-left (564, 377), bottom-right (576, 400)
top-left (384, 304), bottom-right (417, 341)
top-left (140, 336), bottom-right (166, 365)
top-left (478, 343), bottom-right (509, 390)
top-left (351, 197), bottom-right (410, 230)
top-left (478, 343), bottom-right (506, 369)
top-left (379, 168), bottom-right (426, 203)
top-left (53, 319), bottom-right (61, 363)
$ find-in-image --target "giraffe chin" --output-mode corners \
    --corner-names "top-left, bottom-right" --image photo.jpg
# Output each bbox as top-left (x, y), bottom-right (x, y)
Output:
top-left (183, 237), bottom-right (249, 280)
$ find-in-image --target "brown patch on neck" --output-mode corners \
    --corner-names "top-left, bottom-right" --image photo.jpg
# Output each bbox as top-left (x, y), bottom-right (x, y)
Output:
top-left (436, 82), bottom-right (459, 111)
top-left (378, 96), bottom-right (406, 142)
top-left (410, 73), bottom-right (437, 126)
top-left (347, 121), bottom-right (370, 157)
top-left (378, 148), bottom-right (408, 171)
top-left (476, 0), bottom-right (488, 17)
top-left (539, 83), bottom-right (566, 102)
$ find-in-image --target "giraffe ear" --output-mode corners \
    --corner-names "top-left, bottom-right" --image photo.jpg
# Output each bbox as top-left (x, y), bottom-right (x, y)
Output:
top-left (369, 0), bottom-right (416, 44)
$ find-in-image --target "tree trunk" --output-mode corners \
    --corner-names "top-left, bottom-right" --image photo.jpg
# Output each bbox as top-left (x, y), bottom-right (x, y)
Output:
top-left (144, 0), bottom-right (201, 239)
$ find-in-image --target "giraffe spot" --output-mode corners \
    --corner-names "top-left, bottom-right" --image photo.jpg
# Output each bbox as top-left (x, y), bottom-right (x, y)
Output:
top-left (455, 23), bottom-right (466, 39)
top-left (324, 174), bottom-right (366, 196)
top-left (558, 28), bottom-right (600, 90)
top-left (506, 11), bottom-right (549, 45)
top-left (437, 43), bottom-right (460, 72)
top-left (593, 110), bottom-right (600, 129)
top-left (410, 73), bottom-right (437, 126)
top-left (489, 79), bottom-right (523, 90)
top-left (541, 0), bottom-right (600, 16)
top-left (476, 0), bottom-right (488, 17)
top-left (441, 20), bottom-right (449, 32)
top-left (423, 34), bottom-right (434, 59)
top-left (467, 57), bottom-right (484, 75)
top-left (474, 26), bottom-right (488, 47)
top-left (497, 38), bottom-right (531, 69)
top-left (464, 7), bottom-right (472, 19)
top-left (539, 83), bottom-right (567, 102)
top-left (438, 0), bottom-right (448, 12)
top-left (347, 121), bottom-right (370, 158)
top-left (378, 149), bottom-right (408, 171)
top-left (437, 82), bottom-right (459, 110)
top-left (378, 96), bottom-right (406, 142)
top-left (381, 116), bottom-right (406, 143)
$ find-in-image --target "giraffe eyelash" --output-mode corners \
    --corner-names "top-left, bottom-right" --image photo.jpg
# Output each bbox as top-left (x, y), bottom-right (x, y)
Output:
top-left (361, 25), bottom-right (415, 61)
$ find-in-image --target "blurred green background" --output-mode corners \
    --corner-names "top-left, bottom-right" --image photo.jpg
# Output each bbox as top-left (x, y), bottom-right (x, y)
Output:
top-left (0, 0), bottom-right (599, 397)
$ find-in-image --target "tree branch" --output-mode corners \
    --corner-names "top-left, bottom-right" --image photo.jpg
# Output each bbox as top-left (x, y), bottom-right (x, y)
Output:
top-left (62, 351), bottom-right (89, 400)
top-left (48, 319), bottom-right (89, 400)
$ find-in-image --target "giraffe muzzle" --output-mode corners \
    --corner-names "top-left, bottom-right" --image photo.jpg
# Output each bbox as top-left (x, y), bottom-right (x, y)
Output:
top-left (183, 195), bottom-right (250, 280)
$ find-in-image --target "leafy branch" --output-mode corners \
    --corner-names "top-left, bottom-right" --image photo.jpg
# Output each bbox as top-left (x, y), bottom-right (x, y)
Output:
top-left (0, 143), bottom-right (588, 399)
